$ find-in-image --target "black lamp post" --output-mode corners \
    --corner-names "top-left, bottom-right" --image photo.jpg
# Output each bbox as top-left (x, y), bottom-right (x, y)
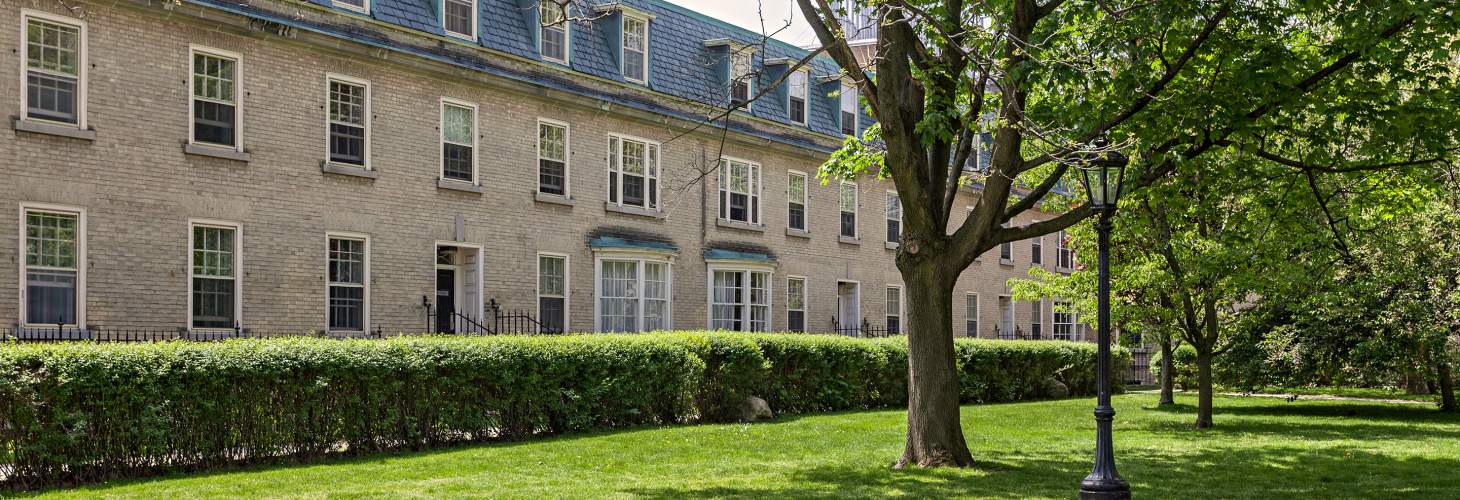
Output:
top-left (1076, 136), bottom-right (1130, 500)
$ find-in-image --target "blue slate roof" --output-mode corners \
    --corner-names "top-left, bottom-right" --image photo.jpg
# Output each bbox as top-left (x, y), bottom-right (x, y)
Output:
top-left (703, 248), bottom-right (775, 262)
top-left (589, 236), bottom-right (678, 252)
top-left (199, 0), bottom-right (871, 150)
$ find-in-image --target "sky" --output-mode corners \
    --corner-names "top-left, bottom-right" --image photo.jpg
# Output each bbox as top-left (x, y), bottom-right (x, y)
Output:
top-left (663, 0), bottom-right (820, 48)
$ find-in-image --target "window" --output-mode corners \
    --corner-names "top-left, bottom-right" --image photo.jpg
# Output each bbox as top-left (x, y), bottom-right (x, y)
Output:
top-left (440, 99), bottom-right (477, 183)
top-left (840, 83), bottom-right (858, 135)
top-left (22, 12), bottom-right (85, 126)
top-left (1053, 301), bottom-right (1075, 340)
top-left (1032, 236), bottom-right (1043, 265)
top-left (538, 254), bottom-right (568, 333)
top-left (886, 286), bottom-right (902, 334)
top-left (190, 222), bottom-right (240, 330)
top-left (538, 120), bottom-right (569, 196)
top-left (333, 0), bottom-right (368, 13)
top-left (965, 294), bottom-right (978, 337)
top-left (886, 192), bottom-right (901, 244)
top-left (540, 0), bottom-right (568, 63)
top-left (1030, 300), bottom-right (1044, 340)
top-left (710, 269), bottom-right (771, 331)
top-left (788, 70), bottom-right (808, 124)
top-left (444, 0), bottom-right (475, 39)
top-left (730, 49), bottom-right (752, 107)
top-left (1000, 241), bottom-right (1013, 261)
top-left (190, 47), bottom-right (241, 149)
top-left (21, 206), bottom-right (83, 326)
top-left (622, 15), bottom-right (648, 83)
top-left (1057, 230), bottom-right (1075, 269)
top-left (788, 171), bottom-right (808, 231)
top-left (718, 158), bottom-right (761, 225)
top-left (597, 258), bottom-right (670, 332)
top-left (786, 276), bottom-right (806, 332)
top-left (327, 76), bottom-right (369, 167)
top-left (327, 235), bottom-right (368, 332)
top-left (840, 182), bottom-right (858, 238)
top-left (607, 134), bottom-right (660, 210)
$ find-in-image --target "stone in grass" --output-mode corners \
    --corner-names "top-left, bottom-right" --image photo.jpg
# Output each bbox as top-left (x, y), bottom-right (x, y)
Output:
top-left (739, 396), bottom-right (774, 422)
top-left (1044, 378), bottom-right (1070, 399)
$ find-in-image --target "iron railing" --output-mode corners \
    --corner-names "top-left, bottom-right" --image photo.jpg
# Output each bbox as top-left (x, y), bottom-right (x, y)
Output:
top-left (1, 323), bottom-right (384, 344)
top-left (424, 298), bottom-right (561, 336)
top-left (831, 318), bottom-right (899, 338)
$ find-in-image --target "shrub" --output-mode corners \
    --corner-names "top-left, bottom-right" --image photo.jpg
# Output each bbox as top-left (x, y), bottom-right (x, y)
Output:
top-left (0, 333), bottom-right (1121, 489)
top-left (1150, 344), bottom-right (1199, 389)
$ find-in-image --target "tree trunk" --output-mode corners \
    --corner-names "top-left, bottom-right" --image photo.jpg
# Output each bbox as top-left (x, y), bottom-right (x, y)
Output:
top-left (1195, 350), bottom-right (1214, 429)
top-left (1437, 357), bottom-right (1457, 412)
top-left (896, 258), bottom-right (974, 468)
top-left (1159, 337), bottom-right (1176, 405)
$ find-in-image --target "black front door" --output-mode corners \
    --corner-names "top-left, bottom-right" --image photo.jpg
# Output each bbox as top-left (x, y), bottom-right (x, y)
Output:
top-left (436, 268), bottom-right (456, 333)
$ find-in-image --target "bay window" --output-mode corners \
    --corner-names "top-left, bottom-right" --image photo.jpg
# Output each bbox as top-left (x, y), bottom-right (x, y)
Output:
top-left (597, 257), bottom-right (670, 332)
top-left (709, 268), bottom-right (771, 331)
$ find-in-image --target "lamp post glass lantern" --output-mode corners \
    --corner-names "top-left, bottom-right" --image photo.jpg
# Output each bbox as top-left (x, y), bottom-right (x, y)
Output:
top-left (1077, 137), bottom-right (1130, 499)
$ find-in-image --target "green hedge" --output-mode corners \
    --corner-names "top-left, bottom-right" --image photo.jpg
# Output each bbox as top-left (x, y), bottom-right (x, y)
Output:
top-left (1149, 344), bottom-right (1199, 389)
top-left (0, 333), bottom-right (1123, 489)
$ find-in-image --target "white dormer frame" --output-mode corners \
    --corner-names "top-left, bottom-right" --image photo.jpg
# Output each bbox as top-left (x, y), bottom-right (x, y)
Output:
top-left (618, 10), bottom-right (651, 84)
top-left (441, 0), bottom-right (478, 41)
top-left (538, 0), bottom-right (571, 64)
top-left (333, 0), bottom-right (369, 14)
top-left (593, 3), bottom-right (658, 20)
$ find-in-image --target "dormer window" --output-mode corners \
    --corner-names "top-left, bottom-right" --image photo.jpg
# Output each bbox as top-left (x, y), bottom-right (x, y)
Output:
top-left (540, 1), bottom-right (569, 64)
top-left (622, 15), bottom-right (648, 83)
top-left (444, 0), bottom-right (475, 40)
top-left (788, 70), bottom-right (808, 125)
top-left (333, 0), bottom-right (367, 14)
top-left (840, 82), bottom-right (859, 135)
top-left (730, 49), bottom-right (753, 108)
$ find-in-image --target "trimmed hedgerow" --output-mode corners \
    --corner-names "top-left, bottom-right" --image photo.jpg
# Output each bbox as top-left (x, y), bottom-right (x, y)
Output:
top-left (0, 333), bottom-right (1123, 489)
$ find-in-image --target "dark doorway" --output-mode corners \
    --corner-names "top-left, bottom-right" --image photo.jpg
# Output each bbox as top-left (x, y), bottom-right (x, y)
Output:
top-left (436, 268), bottom-right (456, 333)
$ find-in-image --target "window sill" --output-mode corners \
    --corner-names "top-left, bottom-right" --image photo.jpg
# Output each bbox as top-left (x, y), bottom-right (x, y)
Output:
top-left (785, 228), bottom-right (811, 239)
top-left (839, 235), bottom-right (861, 245)
top-left (1056, 267), bottom-right (1073, 274)
top-left (184, 143), bottom-right (252, 162)
top-left (604, 202), bottom-right (666, 219)
top-left (716, 219), bottom-right (765, 232)
top-left (437, 179), bottom-right (484, 194)
top-left (321, 161), bottom-right (378, 179)
top-left (1000, 258), bottom-right (1015, 266)
top-left (535, 192), bottom-right (576, 207)
top-left (885, 241), bottom-right (900, 250)
top-left (13, 118), bottom-right (95, 141)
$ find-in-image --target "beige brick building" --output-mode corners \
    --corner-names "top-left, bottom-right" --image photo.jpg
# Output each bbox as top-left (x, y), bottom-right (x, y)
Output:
top-left (1, 0), bottom-right (1086, 339)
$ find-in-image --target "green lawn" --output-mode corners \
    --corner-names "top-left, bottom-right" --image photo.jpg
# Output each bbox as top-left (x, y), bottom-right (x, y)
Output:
top-left (19, 393), bottom-right (1460, 499)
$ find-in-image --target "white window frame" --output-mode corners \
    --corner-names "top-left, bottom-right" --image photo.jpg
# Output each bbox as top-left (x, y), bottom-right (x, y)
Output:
top-left (785, 275), bottom-right (807, 332)
top-left (965, 293), bottom-right (979, 337)
top-left (705, 263), bottom-right (774, 331)
top-left (539, 0), bottom-right (570, 64)
top-left (620, 13), bottom-right (649, 84)
top-left (333, 0), bottom-right (369, 14)
top-left (840, 181), bottom-right (859, 239)
top-left (325, 232), bottom-right (370, 333)
top-left (606, 133), bottom-right (662, 211)
top-left (439, 97), bottom-right (479, 185)
top-left (787, 170), bottom-right (809, 232)
top-left (886, 284), bottom-right (903, 333)
top-left (442, 0), bottom-right (478, 40)
top-left (188, 45), bottom-right (244, 152)
top-left (1054, 300), bottom-right (1076, 341)
top-left (592, 251), bottom-right (673, 332)
top-left (536, 252), bottom-right (571, 332)
top-left (718, 156), bottom-right (762, 225)
top-left (19, 10), bottom-right (87, 130)
top-left (886, 190), bottom-right (902, 244)
top-left (1057, 230), bottom-right (1075, 271)
top-left (188, 219), bottom-right (243, 332)
top-left (325, 74), bottom-right (371, 169)
top-left (729, 47), bottom-right (754, 108)
top-left (787, 69), bottom-right (809, 125)
top-left (840, 81), bottom-right (859, 135)
top-left (1032, 234), bottom-right (1044, 265)
top-left (18, 202), bottom-right (86, 327)
top-left (1030, 299), bottom-right (1045, 339)
top-left (536, 118), bottom-right (571, 197)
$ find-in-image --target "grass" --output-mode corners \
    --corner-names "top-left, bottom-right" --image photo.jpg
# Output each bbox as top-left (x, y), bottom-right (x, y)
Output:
top-left (1221, 385), bottom-right (1439, 402)
top-left (17, 393), bottom-right (1460, 499)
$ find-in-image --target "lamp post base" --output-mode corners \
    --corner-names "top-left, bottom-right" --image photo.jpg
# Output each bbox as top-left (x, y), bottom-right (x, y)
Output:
top-left (1079, 482), bottom-right (1131, 500)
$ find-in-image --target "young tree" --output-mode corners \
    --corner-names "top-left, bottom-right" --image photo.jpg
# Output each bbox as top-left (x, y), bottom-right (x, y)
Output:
top-left (793, 0), bottom-right (1457, 463)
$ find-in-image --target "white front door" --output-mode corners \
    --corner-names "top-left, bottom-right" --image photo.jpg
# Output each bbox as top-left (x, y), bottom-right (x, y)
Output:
top-left (837, 281), bottom-right (860, 328)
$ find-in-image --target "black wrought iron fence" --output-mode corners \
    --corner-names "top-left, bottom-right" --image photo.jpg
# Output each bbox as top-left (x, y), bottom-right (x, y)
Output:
top-left (423, 298), bottom-right (561, 336)
top-left (1, 324), bottom-right (385, 344)
top-left (831, 318), bottom-right (899, 338)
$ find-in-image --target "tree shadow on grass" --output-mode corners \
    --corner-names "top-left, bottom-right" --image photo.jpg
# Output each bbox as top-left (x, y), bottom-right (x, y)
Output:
top-left (620, 445), bottom-right (1460, 499)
